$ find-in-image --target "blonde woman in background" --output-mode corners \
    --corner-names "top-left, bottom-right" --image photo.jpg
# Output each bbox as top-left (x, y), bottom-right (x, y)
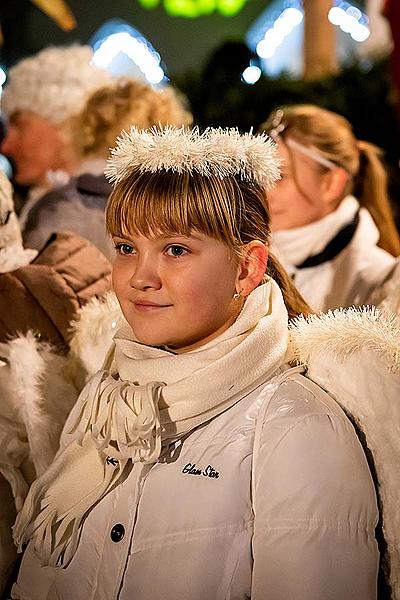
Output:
top-left (71, 77), bottom-right (192, 165)
top-left (261, 104), bottom-right (399, 311)
top-left (21, 78), bottom-right (192, 259)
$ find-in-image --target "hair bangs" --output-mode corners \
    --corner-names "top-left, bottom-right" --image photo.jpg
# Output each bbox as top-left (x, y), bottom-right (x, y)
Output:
top-left (106, 170), bottom-right (240, 248)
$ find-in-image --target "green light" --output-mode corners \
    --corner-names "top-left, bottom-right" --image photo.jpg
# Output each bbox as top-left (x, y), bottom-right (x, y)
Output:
top-left (197, 0), bottom-right (216, 15)
top-left (138, 0), bottom-right (246, 16)
top-left (217, 0), bottom-right (246, 16)
top-left (164, 0), bottom-right (199, 17)
top-left (138, 0), bottom-right (160, 8)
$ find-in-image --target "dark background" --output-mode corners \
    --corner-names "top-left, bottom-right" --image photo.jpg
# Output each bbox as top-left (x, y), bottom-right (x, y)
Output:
top-left (1, 0), bottom-right (398, 224)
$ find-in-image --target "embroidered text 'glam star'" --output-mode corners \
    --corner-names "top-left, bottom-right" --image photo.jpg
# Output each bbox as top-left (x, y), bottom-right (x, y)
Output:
top-left (182, 463), bottom-right (219, 478)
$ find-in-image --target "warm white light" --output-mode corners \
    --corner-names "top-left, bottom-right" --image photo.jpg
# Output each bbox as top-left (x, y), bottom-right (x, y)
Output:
top-left (0, 68), bottom-right (6, 87)
top-left (93, 31), bottom-right (164, 84)
top-left (256, 39), bottom-right (276, 59)
top-left (339, 14), bottom-right (356, 33)
top-left (328, 3), bottom-right (370, 43)
top-left (351, 23), bottom-right (370, 42)
top-left (253, 6), bottom-right (304, 72)
top-left (264, 28), bottom-right (284, 47)
top-left (242, 65), bottom-right (261, 84)
top-left (146, 65), bottom-right (165, 84)
top-left (273, 15), bottom-right (294, 37)
top-left (346, 5), bottom-right (361, 21)
top-left (328, 6), bottom-right (345, 25)
top-left (282, 7), bottom-right (303, 27)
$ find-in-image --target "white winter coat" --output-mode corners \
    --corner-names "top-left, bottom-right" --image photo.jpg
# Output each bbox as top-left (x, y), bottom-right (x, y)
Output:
top-left (12, 367), bottom-right (379, 600)
top-left (272, 197), bottom-right (397, 311)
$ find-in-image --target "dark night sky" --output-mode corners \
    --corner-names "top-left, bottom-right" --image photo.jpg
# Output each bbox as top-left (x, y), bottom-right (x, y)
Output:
top-left (0, 0), bottom-right (273, 75)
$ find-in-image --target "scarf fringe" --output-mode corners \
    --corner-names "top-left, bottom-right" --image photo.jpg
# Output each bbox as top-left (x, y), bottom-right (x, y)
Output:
top-left (69, 370), bottom-right (165, 463)
top-left (13, 435), bottom-right (127, 567)
top-left (13, 374), bottom-right (166, 567)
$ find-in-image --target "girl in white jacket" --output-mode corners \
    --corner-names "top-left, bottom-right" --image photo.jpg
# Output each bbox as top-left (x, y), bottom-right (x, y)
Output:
top-left (11, 127), bottom-right (379, 600)
top-left (261, 104), bottom-right (400, 311)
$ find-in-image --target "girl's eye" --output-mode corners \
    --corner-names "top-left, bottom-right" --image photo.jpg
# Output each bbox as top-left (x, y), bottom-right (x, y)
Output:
top-left (115, 243), bottom-right (135, 255)
top-left (166, 245), bottom-right (188, 258)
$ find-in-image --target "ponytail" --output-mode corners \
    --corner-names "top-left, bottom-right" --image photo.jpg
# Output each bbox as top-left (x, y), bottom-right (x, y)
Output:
top-left (267, 253), bottom-right (312, 320)
top-left (355, 140), bottom-right (400, 256)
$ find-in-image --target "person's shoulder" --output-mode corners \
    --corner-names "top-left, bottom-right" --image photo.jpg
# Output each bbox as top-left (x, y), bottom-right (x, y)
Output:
top-left (23, 181), bottom-right (78, 235)
top-left (264, 371), bottom-right (351, 429)
top-left (30, 180), bottom-right (77, 212)
top-left (255, 370), bottom-right (362, 465)
top-left (253, 370), bottom-right (378, 543)
top-left (255, 370), bottom-right (369, 473)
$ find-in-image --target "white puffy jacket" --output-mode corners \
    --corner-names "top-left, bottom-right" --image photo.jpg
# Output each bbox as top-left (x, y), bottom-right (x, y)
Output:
top-left (12, 367), bottom-right (379, 600)
top-left (272, 199), bottom-right (396, 311)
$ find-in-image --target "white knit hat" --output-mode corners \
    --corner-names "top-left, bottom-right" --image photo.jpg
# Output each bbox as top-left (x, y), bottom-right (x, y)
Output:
top-left (0, 171), bottom-right (37, 272)
top-left (1, 45), bottom-right (112, 124)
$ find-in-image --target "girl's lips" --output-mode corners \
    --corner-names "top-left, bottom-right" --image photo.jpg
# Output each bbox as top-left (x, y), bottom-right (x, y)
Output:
top-left (133, 302), bottom-right (171, 312)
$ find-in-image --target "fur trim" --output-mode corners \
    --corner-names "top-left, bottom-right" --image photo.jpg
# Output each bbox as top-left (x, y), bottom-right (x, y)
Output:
top-left (0, 333), bottom-right (79, 512)
top-left (7, 333), bottom-right (78, 474)
top-left (7, 333), bottom-right (55, 476)
top-left (289, 307), bottom-right (400, 598)
top-left (2, 45), bottom-right (111, 124)
top-left (0, 170), bottom-right (28, 258)
top-left (106, 126), bottom-right (281, 189)
top-left (0, 245), bottom-right (37, 272)
top-left (69, 292), bottom-right (123, 382)
top-left (370, 262), bottom-right (400, 316)
top-left (290, 306), bottom-right (400, 372)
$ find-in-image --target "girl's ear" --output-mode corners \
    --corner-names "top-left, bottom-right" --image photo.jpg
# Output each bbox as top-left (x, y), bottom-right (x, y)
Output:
top-left (236, 241), bottom-right (268, 297)
top-left (321, 166), bottom-right (349, 208)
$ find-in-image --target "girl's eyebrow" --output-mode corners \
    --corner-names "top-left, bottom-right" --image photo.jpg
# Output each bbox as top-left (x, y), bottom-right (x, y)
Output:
top-left (157, 233), bottom-right (204, 241)
top-left (112, 232), bottom-right (205, 242)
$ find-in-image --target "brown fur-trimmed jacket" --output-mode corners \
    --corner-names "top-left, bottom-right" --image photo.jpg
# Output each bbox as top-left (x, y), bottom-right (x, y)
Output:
top-left (0, 231), bottom-right (112, 352)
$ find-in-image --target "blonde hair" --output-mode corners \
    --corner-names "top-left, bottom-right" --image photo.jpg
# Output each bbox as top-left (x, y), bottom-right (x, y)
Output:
top-left (261, 104), bottom-right (400, 256)
top-left (70, 77), bottom-right (193, 159)
top-left (106, 169), bottom-right (311, 320)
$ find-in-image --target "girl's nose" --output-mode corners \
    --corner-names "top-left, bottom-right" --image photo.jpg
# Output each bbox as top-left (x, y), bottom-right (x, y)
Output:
top-left (129, 255), bottom-right (162, 291)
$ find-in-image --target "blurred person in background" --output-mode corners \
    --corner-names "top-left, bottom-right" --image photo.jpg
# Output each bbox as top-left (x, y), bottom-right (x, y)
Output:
top-left (0, 45), bottom-right (111, 233)
top-left (17, 76), bottom-right (192, 260)
top-left (0, 169), bottom-right (112, 596)
top-left (260, 104), bottom-right (400, 311)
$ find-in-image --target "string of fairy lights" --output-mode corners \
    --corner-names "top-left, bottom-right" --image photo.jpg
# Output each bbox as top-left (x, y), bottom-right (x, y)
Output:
top-left (242, 0), bottom-right (370, 84)
top-left (0, 1), bottom-right (374, 91)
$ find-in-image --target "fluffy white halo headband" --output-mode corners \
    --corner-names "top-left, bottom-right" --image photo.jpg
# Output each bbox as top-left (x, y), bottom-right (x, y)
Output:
top-left (105, 125), bottom-right (281, 189)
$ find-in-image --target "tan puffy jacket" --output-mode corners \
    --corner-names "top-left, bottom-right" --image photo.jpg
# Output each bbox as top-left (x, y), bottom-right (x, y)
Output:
top-left (0, 231), bottom-right (112, 351)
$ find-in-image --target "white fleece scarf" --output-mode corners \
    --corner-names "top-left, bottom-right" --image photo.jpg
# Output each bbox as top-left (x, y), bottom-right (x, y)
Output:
top-left (272, 195), bottom-right (360, 270)
top-left (14, 279), bottom-right (289, 568)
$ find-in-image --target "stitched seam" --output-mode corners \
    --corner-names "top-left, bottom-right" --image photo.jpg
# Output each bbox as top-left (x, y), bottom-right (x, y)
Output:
top-left (255, 521), bottom-right (376, 533)
top-left (286, 374), bottom-right (349, 418)
top-left (131, 520), bottom-right (253, 553)
top-left (260, 378), bottom-right (356, 455)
